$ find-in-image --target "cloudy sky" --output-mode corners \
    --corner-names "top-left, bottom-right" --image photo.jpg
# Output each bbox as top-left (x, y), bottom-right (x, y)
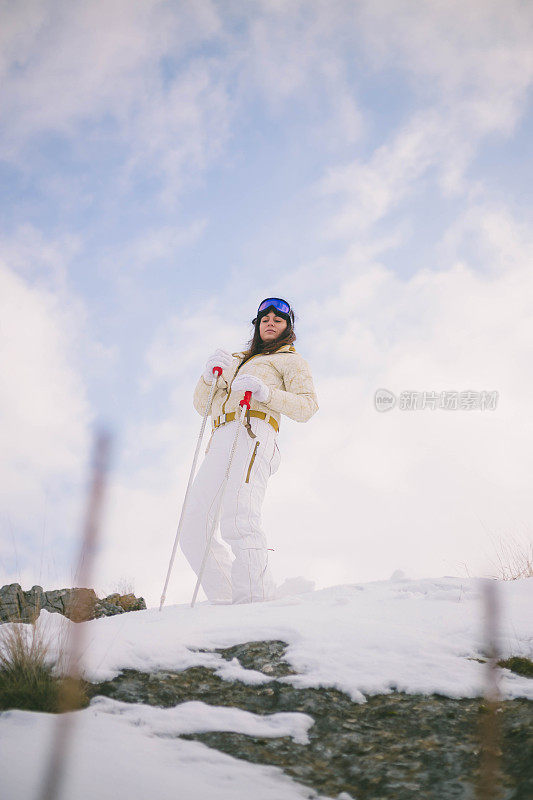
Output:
top-left (1, 0), bottom-right (532, 606)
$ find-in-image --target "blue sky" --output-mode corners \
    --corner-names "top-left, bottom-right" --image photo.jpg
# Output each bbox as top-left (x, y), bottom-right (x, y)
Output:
top-left (1, 0), bottom-right (532, 604)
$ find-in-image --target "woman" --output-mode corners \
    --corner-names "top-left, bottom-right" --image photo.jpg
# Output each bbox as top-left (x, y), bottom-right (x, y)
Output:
top-left (179, 297), bottom-right (319, 604)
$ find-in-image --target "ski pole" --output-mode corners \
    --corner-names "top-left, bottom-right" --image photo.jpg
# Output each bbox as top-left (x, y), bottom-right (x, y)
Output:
top-left (159, 367), bottom-right (223, 611)
top-left (190, 390), bottom-right (253, 608)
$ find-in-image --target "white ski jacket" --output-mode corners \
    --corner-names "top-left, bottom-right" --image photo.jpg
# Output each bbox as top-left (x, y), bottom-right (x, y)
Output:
top-left (193, 344), bottom-right (318, 428)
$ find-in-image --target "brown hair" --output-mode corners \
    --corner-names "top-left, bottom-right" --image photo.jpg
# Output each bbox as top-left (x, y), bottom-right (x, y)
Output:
top-left (239, 309), bottom-right (297, 366)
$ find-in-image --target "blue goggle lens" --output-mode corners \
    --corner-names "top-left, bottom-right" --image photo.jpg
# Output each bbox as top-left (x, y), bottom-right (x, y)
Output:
top-left (257, 298), bottom-right (291, 316)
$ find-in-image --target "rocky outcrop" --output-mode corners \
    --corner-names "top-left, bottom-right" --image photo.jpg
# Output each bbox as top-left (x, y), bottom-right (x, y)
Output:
top-left (0, 584), bottom-right (146, 623)
top-left (94, 593), bottom-right (147, 618)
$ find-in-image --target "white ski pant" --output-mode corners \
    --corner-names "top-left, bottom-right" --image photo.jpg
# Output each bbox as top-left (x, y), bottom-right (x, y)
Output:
top-left (179, 416), bottom-right (281, 604)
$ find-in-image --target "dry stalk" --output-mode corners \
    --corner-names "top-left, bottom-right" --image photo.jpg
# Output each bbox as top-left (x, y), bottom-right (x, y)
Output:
top-left (39, 430), bottom-right (112, 800)
top-left (475, 579), bottom-right (503, 800)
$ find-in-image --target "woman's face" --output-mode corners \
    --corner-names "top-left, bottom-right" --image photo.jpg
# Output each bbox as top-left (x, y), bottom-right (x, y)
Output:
top-left (259, 310), bottom-right (288, 343)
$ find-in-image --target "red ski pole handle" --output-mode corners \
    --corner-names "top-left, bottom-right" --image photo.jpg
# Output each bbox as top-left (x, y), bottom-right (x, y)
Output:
top-left (212, 366), bottom-right (222, 378)
top-left (240, 390), bottom-right (252, 409)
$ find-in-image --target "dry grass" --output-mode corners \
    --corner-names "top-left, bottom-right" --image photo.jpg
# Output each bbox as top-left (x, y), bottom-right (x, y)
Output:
top-left (102, 576), bottom-right (135, 597)
top-left (95, 579), bottom-right (134, 601)
top-left (0, 620), bottom-right (57, 711)
top-left (488, 533), bottom-right (533, 581)
top-left (0, 619), bottom-right (88, 713)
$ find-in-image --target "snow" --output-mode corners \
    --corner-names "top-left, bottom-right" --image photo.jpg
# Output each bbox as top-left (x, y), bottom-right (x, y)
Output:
top-left (0, 705), bottom-right (320, 800)
top-left (90, 695), bottom-right (313, 743)
top-left (0, 575), bottom-right (531, 799)
top-left (26, 574), bottom-right (533, 700)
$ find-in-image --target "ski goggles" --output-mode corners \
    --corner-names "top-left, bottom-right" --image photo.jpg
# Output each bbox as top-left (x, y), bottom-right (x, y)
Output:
top-left (257, 297), bottom-right (291, 316)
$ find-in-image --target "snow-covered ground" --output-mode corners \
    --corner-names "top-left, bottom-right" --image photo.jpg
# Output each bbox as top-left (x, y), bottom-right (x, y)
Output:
top-left (1, 575), bottom-right (532, 799)
top-left (1, 702), bottom-right (319, 800)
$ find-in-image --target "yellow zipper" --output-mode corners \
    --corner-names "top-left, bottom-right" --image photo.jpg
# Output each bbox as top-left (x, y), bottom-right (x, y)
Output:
top-left (245, 441), bottom-right (260, 483)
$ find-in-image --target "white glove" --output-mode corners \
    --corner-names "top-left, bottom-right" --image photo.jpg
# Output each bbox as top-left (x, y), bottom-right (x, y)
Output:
top-left (203, 348), bottom-right (234, 383)
top-left (231, 373), bottom-right (270, 403)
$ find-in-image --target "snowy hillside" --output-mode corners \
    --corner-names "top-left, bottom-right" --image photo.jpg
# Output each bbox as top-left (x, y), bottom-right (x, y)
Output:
top-left (1, 576), bottom-right (532, 799)
top-left (23, 574), bottom-right (532, 698)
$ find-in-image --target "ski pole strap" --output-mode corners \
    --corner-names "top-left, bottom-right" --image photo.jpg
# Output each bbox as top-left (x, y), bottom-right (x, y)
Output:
top-left (244, 408), bottom-right (256, 439)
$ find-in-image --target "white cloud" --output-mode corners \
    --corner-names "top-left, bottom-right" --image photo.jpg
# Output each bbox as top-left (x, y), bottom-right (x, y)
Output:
top-left (104, 220), bottom-right (208, 276)
top-left (0, 0), bottom-right (222, 134)
top-left (121, 56), bottom-right (234, 199)
top-left (0, 0), bottom-right (229, 196)
top-left (0, 258), bottom-right (92, 583)
top-left (4, 0), bottom-right (530, 206)
top-left (0, 225), bottom-right (81, 289)
top-left (0, 0), bottom-right (369, 199)
top-left (358, 0), bottom-right (533, 106)
top-left (317, 108), bottom-right (449, 238)
top-left (142, 301), bottom-right (245, 387)
top-left (238, 0), bottom-right (364, 144)
top-left (299, 0), bottom-right (533, 241)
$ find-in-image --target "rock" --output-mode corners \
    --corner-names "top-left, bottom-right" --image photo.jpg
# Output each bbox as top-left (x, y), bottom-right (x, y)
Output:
top-left (93, 593), bottom-right (146, 618)
top-left (63, 588), bottom-right (97, 622)
top-left (26, 585), bottom-right (45, 613)
top-left (117, 593), bottom-right (146, 612)
top-left (94, 600), bottom-right (124, 618)
top-left (0, 584), bottom-right (146, 624)
top-left (206, 640), bottom-right (297, 677)
top-left (0, 584), bottom-right (26, 622)
top-left (0, 583), bottom-right (50, 623)
top-left (43, 589), bottom-right (64, 614)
